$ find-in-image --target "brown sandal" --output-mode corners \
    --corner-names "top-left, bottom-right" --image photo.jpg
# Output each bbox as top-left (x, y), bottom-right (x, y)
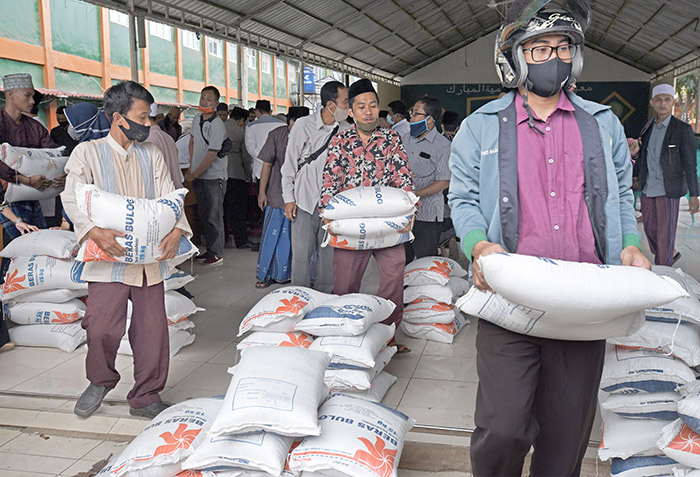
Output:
top-left (388, 339), bottom-right (411, 354)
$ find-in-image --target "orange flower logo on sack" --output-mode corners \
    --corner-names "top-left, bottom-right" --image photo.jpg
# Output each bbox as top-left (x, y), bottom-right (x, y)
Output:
top-left (176, 471), bottom-right (204, 477)
top-left (329, 237), bottom-right (352, 249)
top-left (430, 302), bottom-right (454, 312)
top-left (428, 260), bottom-right (451, 278)
top-left (82, 240), bottom-right (117, 262)
top-left (3, 269), bottom-right (26, 294)
top-left (52, 311), bottom-right (79, 323)
top-left (275, 296), bottom-right (308, 315)
top-left (152, 423), bottom-right (201, 457)
top-left (280, 332), bottom-right (313, 348)
top-left (669, 423), bottom-right (700, 454)
top-left (353, 436), bottom-right (397, 477)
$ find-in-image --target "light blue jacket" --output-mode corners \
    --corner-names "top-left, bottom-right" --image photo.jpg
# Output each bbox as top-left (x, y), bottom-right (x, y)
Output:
top-left (447, 90), bottom-right (640, 265)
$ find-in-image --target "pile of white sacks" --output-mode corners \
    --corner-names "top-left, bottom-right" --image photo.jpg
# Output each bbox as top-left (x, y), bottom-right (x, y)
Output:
top-left (401, 256), bottom-right (471, 343)
top-left (1, 230), bottom-right (88, 352)
top-left (99, 286), bottom-right (415, 476)
top-left (599, 266), bottom-right (700, 476)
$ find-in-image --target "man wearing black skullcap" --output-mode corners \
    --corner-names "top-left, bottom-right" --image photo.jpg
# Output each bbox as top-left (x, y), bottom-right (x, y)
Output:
top-left (319, 79), bottom-right (415, 354)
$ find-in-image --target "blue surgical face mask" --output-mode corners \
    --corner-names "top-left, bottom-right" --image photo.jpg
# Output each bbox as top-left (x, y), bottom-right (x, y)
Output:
top-left (409, 117), bottom-right (430, 138)
top-left (387, 114), bottom-right (395, 126)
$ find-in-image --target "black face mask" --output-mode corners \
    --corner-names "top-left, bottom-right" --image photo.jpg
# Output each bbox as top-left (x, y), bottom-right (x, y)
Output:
top-left (526, 58), bottom-right (572, 98)
top-left (58, 120), bottom-right (68, 128)
top-left (119, 116), bottom-right (150, 142)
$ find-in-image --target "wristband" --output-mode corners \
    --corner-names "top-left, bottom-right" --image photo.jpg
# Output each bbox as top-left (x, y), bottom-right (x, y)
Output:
top-left (13, 218), bottom-right (22, 225)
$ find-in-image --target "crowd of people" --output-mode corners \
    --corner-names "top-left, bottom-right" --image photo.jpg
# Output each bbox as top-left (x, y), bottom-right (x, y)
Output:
top-left (0, 0), bottom-right (699, 472)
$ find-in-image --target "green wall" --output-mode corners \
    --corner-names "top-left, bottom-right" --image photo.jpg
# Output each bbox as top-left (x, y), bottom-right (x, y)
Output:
top-left (276, 60), bottom-right (287, 99)
top-left (150, 85), bottom-right (178, 104)
top-left (110, 21), bottom-right (130, 68)
top-left (260, 53), bottom-right (273, 97)
top-left (181, 33), bottom-right (204, 82)
top-left (247, 50), bottom-right (258, 95)
top-left (54, 68), bottom-right (103, 96)
top-left (183, 90), bottom-right (200, 105)
top-left (51, 0), bottom-right (101, 61)
top-left (0, 0), bottom-right (42, 45)
top-left (0, 59), bottom-right (45, 87)
top-left (277, 105), bottom-right (287, 113)
top-left (148, 28), bottom-right (176, 77)
top-left (228, 45), bottom-right (238, 93)
top-left (208, 50), bottom-right (225, 88)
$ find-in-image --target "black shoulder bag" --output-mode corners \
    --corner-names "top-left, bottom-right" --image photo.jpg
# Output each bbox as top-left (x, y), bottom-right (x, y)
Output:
top-left (297, 125), bottom-right (339, 172)
top-left (200, 115), bottom-right (233, 158)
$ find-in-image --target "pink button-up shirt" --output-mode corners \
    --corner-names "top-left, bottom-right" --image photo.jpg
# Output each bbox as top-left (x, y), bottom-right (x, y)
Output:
top-left (515, 92), bottom-right (600, 264)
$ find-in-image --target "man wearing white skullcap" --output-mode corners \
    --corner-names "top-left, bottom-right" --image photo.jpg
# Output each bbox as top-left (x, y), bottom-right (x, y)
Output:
top-left (634, 83), bottom-right (699, 266)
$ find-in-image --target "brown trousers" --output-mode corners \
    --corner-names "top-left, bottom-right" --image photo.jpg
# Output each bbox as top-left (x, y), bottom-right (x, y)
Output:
top-left (470, 320), bottom-right (605, 477)
top-left (332, 244), bottom-right (405, 327)
top-left (82, 279), bottom-right (169, 409)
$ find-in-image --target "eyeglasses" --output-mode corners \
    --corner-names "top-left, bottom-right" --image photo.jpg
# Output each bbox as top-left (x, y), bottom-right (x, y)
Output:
top-left (409, 111), bottom-right (428, 118)
top-left (522, 44), bottom-right (578, 63)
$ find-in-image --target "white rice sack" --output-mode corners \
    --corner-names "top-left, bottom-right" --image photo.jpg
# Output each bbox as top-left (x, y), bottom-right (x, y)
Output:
top-left (0, 230), bottom-right (78, 259)
top-left (325, 214), bottom-right (413, 238)
top-left (324, 346), bottom-right (397, 392)
top-left (674, 470), bottom-right (700, 477)
top-left (609, 321), bottom-right (700, 367)
top-left (598, 406), bottom-right (672, 461)
top-left (0, 143), bottom-right (65, 168)
top-left (403, 298), bottom-right (456, 325)
top-left (4, 299), bottom-right (85, 325)
top-left (658, 418), bottom-right (700, 469)
top-left (676, 268), bottom-right (700, 299)
top-left (610, 455), bottom-right (688, 477)
top-left (237, 331), bottom-right (314, 351)
top-left (400, 312), bottom-right (469, 344)
top-left (295, 294), bottom-right (395, 336)
top-left (646, 266), bottom-right (700, 325)
top-left (164, 269), bottom-right (195, 291)
top-left (210, 346), bottom-right (331, 437)
top-left (346, 371), bottom-right (398, 403)
top-left (606, 344), bottom-right (697, 393)
top-left (457, 287), bottom-right (644, 341)
top-left (601, 391), bottom-right (679, 420)
top-left (119, 329), bottom-right (194, 358)
top-left (404, 284), bottom-right (453, 304)
top-left (601, 344), bottom-right (696, 394)
top-left (447, 277), bottom-right (470, 300)
top-left (3, 287), bottom-right (86, 304)
top-left (478, 253), bottom-right (688, 322)
top-left (2, 256), bottom-right (86, 300)
top-left (182, 430), bottom-right (294, 475)
top-left (239, 287), bottom-right (335, 337)
top-left (404, 256), bottom-right (468, 287)
top-left (677, 380), bottom-right (700, 435)
top-left (289, 393), bottom-right (414, 477)
top-left (322, 186), bottom-right (419, 220)
top-left (324, 230), bottom-right (413, 251)
top-left (164, 290), bottom-right (203, 321)
top-left (75, 183), bottom-right (187, 264)
top-left (2, 146), bottom-right (68, 202)
top-left (310, 323), bottom-right (395, 369)
top-left (168, 236), bottom-right (199, 267)
top-left (109, 397), bottom-right (222, 477)
top-left (9, 321), bottom-right (86, 352)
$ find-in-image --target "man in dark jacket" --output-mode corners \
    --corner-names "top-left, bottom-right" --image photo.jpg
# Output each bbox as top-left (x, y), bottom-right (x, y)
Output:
top-left (635, 83), bottom-right (699, 266)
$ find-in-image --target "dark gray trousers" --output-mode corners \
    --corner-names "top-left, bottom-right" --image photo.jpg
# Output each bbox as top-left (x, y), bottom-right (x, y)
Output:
top-left (193, 178), bottom-right (227, 256)
top-left (470, 320), bottom-right (605, 477)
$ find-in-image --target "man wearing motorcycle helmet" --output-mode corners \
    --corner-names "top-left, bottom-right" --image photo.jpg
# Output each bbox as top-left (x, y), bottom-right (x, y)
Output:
top-left (448, 1), bottom-right (651, 474)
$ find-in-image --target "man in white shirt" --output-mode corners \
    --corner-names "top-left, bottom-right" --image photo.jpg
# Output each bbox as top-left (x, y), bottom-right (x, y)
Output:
top-left (186, 86), bottom-right (228, 266)
top-left (280, 81), bottom-right (350, 293)
top-left (388, 100), bottom-right (410, 139)
top-left (244, 100), bottom-right (286, 180)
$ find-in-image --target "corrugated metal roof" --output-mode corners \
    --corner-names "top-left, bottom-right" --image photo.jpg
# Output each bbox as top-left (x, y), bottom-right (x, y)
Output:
top-left (83, 0), bottom-right (700, 83)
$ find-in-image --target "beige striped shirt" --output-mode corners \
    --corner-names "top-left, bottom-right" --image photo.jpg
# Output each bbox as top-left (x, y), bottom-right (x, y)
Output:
top-left (61, 134), bottom-right (192, 287)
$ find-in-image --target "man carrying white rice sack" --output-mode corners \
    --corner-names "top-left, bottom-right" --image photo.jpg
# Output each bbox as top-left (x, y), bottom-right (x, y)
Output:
top-left (61, 81), bottom-right (192, 420)
top-left (447, 1), bottom-right (652, 474)
top-left (319, 79), bottom-right (415, 354)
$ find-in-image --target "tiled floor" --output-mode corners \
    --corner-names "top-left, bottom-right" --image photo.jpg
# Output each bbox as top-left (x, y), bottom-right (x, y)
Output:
top-left (1, 207), bottom-right (699, 475)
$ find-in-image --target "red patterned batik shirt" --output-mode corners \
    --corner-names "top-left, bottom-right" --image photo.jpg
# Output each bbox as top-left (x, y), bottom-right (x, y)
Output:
top-left (320, 126), bottom-right (414, 211)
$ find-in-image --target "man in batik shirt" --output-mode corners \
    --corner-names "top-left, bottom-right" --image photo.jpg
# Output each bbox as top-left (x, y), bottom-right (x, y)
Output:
top-left (319, 79), bottom-right (414, 353)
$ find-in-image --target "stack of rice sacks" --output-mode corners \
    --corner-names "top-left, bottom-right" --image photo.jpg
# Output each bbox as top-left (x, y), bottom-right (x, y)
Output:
top-left (100, 287), bottom-right (415, 477)
top-left (599, 266), bottom-right (700, 476)
top-left (401, 256), bottom-right (471, 344)
top-left (321, 186), bottom-right (419, 251)
top-left (1, 230), bottom-right (88, 353)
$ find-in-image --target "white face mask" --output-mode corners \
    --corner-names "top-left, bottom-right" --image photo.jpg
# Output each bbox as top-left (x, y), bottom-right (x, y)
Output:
top-left (330, 102), bottom-right (348, 123)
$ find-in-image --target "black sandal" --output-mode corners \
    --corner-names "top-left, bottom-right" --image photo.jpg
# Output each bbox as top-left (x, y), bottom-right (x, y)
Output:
top-left (255, 279), bottom-right (272, 289)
